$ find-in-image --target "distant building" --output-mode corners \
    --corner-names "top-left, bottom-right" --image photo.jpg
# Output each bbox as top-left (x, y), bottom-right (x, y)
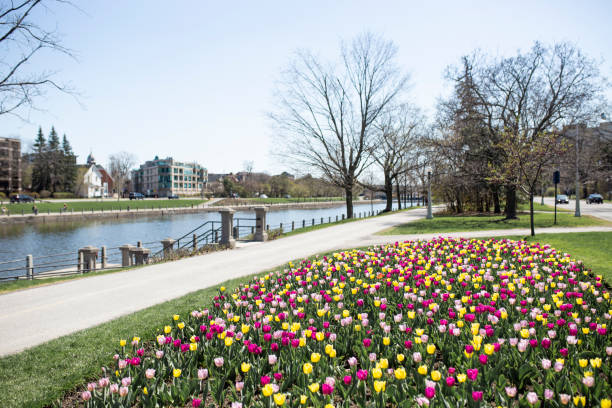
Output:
top-left (76, 153), bottom-right (113, 198)
top-left (131, 156), bottom-right (207, 197)
top-left (0, 137), bottom-right (21, 194)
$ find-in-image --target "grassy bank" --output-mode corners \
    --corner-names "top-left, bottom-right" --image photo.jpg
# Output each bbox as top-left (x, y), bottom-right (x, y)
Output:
top-left (492, 231), bottom-right (612, 282)
top-left (1, 199), bottom-right (207, 215)
top-left (213, 197), bottom-right (345, 206)
top-left (379, 212), bottom-right (610, 235)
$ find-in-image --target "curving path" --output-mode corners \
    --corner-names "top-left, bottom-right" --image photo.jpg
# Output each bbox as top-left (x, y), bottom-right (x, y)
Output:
top-left (0, 207), bottom-right (610, 356)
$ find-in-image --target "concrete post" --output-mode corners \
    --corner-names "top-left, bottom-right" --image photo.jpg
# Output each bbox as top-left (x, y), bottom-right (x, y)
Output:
top-left (292, 221), bottom-right (295, 231)
top-left (161, 238), bottom-right (175, 258)
top-left (302, 219), bottom-right (305, 228)
top-left (232, 226), bottom-right (238, 239)
top-left (119, 244), bottom-right (133, 267)
top-left (79, 246), bottom-right (99, 273)
top-left (101, 246), bottom-right (107, 269)
top-left (280, 222), bottom-right (283, 232)
top-left (219, 208), bottom-right (236, 248)
top-left (342, 214), bottom-right (345, 220)
top-left (321, 217), bottom-right (323, 224)
top-left (78, 251), bottom-right (83, 273)
top-left (131, 247), bottom-right (145, 265)
top-left (254, 206), bottom-right (268, 242)
top-left (193, 233), bottom-right (198, 250)
top-left (312, 218), bottom-right (315, 226)
top-left (26, 255), bottom-right (33, 280)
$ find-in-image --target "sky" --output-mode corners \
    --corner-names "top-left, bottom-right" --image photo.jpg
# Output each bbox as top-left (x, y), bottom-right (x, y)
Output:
top-left (1, 0), bottom-right (611, 175)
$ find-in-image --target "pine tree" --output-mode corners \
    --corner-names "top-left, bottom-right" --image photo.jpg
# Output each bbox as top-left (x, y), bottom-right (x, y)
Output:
top-left (61, 134), bottom-right (77, 192)
top-left (31, 127), bottom-right (50, 192)
top-left (48, 126), bottom-right (62, 192)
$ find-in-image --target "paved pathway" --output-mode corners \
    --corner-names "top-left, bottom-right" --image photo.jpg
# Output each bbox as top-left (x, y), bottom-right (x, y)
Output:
top-left (0, 207), bottom-right (610, 356)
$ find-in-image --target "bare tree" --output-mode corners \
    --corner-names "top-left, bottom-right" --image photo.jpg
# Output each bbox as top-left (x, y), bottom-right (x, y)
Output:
top-left (271, 32), bottom-right (408, 218)
top-left (0, 0), bottom-right (75, 119)
top-left (108, 152), bottom-right (136, 200)
top-left (367, 104), bottom-right (424, 212)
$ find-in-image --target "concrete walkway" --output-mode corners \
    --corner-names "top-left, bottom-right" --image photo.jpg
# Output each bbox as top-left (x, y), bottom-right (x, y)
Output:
top-left (0, 207), bottom-right (611, 356)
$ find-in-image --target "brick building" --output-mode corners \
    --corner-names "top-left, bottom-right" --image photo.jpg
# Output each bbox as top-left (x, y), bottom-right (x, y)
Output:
top-left (0, 137), bottom-right (21, 194)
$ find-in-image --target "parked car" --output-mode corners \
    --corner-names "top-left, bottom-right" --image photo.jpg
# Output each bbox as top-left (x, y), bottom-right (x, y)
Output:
top-left (556, 194), bottom-right (569, 204)
top-left (129, 192), bottom-right (144, 200)
top-left (10, 194), bottom-right (35, 203)
top-left (586, 193), bottom-right (603, 204)
top-left (168, 194), bottom-right (179, 199)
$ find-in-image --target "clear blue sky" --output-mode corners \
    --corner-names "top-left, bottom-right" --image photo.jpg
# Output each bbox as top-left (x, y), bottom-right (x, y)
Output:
top-left (1, 0), bottom-right (610, 174)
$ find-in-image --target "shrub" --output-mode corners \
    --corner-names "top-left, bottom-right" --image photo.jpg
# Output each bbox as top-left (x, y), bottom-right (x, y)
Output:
top-left (39, 190), bottom-right (51, 198)
top-left (52, 192), bottom-right (75, 199)
top-left (27, 191), bottom-right (40, 199)
top-left (0, 192), bottom-right (6, 199)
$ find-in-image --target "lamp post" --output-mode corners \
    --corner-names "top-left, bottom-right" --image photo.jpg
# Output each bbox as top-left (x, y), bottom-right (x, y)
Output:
top-left (426, 169), bottom-right (433, 219)
top-left (574, 125), bottom-right (581, 217)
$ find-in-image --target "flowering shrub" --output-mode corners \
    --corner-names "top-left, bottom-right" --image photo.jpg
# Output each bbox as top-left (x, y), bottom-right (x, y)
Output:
top-left (82, 238), bottom-right (611, 407)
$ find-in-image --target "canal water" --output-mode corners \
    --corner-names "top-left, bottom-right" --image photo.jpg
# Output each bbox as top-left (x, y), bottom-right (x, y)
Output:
top-left (0, 201), bottom-right (408, 270)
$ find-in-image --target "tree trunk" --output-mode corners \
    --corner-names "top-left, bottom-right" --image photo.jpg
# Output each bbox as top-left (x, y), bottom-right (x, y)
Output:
top-left (395, 180), bottom-right (402, 210)
top-left (504, 185), bottom-right (517, 219)
top-left (529, 191), bottom-right (535, 237)
top-left (456, 192), bottom-right (463, 214)
top-left (493, 187), bottom-right (501, 214)
top-left (345, 186), bottom-right (354, 219)
top-left (383, 173), bottom-right (393, 212)
top-left (476, 187), bottom-right (483, 213)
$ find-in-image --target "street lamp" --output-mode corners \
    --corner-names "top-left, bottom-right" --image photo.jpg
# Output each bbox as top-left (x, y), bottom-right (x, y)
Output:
top-left (574, 124), bottom-right (581, 217)
top-left (426, 168), bottom-right (433, 219)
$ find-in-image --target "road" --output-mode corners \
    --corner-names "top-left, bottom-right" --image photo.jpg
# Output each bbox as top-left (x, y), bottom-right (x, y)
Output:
top-left (539, 196), bottom-right (612, 222)
top-left (0, 207), bottom-right (610, 356)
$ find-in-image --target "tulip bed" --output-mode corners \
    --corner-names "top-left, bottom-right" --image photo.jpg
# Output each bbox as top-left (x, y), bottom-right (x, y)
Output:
top-left (81, 238), bottom-right (611, 407)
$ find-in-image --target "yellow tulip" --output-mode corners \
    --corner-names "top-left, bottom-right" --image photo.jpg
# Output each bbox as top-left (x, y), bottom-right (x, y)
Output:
top-left (164, 325), bottom-right (171, 334)
top-left (300, 395), bottom-right (308, 404)
top-left (457, 374), bottom-right (467, 383)
top-left (308, 383), bottom-right (320, 393)
top-left (303, 363), bottom-right (313, 374)
top-left (173, 369), bottom-right (181, 377)
top-left (578, 359), bottom-right (588, 368)
top-left (119, 339), bottom-right (126, 347)
top-left (394, 367), bottom-right (406, 380)
top-left (431, 370), bottom-right (441, 381)
top-left (273, 393), bottom-right (286, 406)
top-left (241, 362), bottom-right (251, 373)
top-left (372, 367), bottom-right (382, 379)
top-left (373, 380), bottom-right (386, 393)
top-left (417, 365), bottom-right (428, 375)
top-left (426, 344), bottom-right (436, 354)
top-left (262, 384), bottom-right (274, 397)
top-left (379, 358), bottom-right (389, 369)
top-left (397, 353), bottom-right (405, 362)
top-left (601, 399), bottom-right (611, 408)
top-left (311, 353), bottom-right (321, 363)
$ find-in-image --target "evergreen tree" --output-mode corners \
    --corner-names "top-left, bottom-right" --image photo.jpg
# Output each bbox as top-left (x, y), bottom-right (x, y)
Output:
top-left (47, 126), bottom-right (62, 192)
top-left (61, 134), bottom-right (77, 192)
top-left (31, 127), bottom-right (50, 192)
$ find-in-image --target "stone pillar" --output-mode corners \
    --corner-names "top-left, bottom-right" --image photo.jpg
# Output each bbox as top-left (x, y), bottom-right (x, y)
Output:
top-left (79, 246), bottom-right (99, 273)
top-left (131, 247), bottom-right (149, 265)
top-left (101, 246), bottom-right (107, 269)
top-left (192, 233), bottom-right (198, 250)
top-left (119, 245), bottom-right (134, 267)
top-left (161, 238), bottom-right (175, 258)
top-left (219, 208), bottom-right (236, 248)
top-left (26, 255), bottom-right (33, 280)
top-left (254, 206), bottom-right (268, 242)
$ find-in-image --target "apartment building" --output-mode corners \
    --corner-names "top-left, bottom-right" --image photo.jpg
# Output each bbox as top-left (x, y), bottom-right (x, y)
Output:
top-left (0, 137), bottom-right (21, 194)
top-left (132, 156), bottom-right (207, 197)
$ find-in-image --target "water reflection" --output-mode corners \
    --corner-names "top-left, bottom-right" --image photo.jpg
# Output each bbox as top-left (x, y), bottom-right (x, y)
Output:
top-left (0, 202), bottom-right (406, 264)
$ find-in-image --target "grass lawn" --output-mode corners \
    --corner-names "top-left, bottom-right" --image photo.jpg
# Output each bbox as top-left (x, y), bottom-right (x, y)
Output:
top-left (0, 199), bottom-right (206, 215)
top-left (491, 231), bottom-right (612, 283)
top-left (518, 202), bottom-right (571, 212)
top-left (0, 272), bottom-right (258, 408)
top-left (379, 212), bottom-right (610, 235)
top-left (213, 197), bottom-right (345, 206)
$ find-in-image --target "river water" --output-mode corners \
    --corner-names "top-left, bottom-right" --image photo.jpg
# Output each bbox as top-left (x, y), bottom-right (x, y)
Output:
top-left (0, 201), bottom-right (410, 272)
